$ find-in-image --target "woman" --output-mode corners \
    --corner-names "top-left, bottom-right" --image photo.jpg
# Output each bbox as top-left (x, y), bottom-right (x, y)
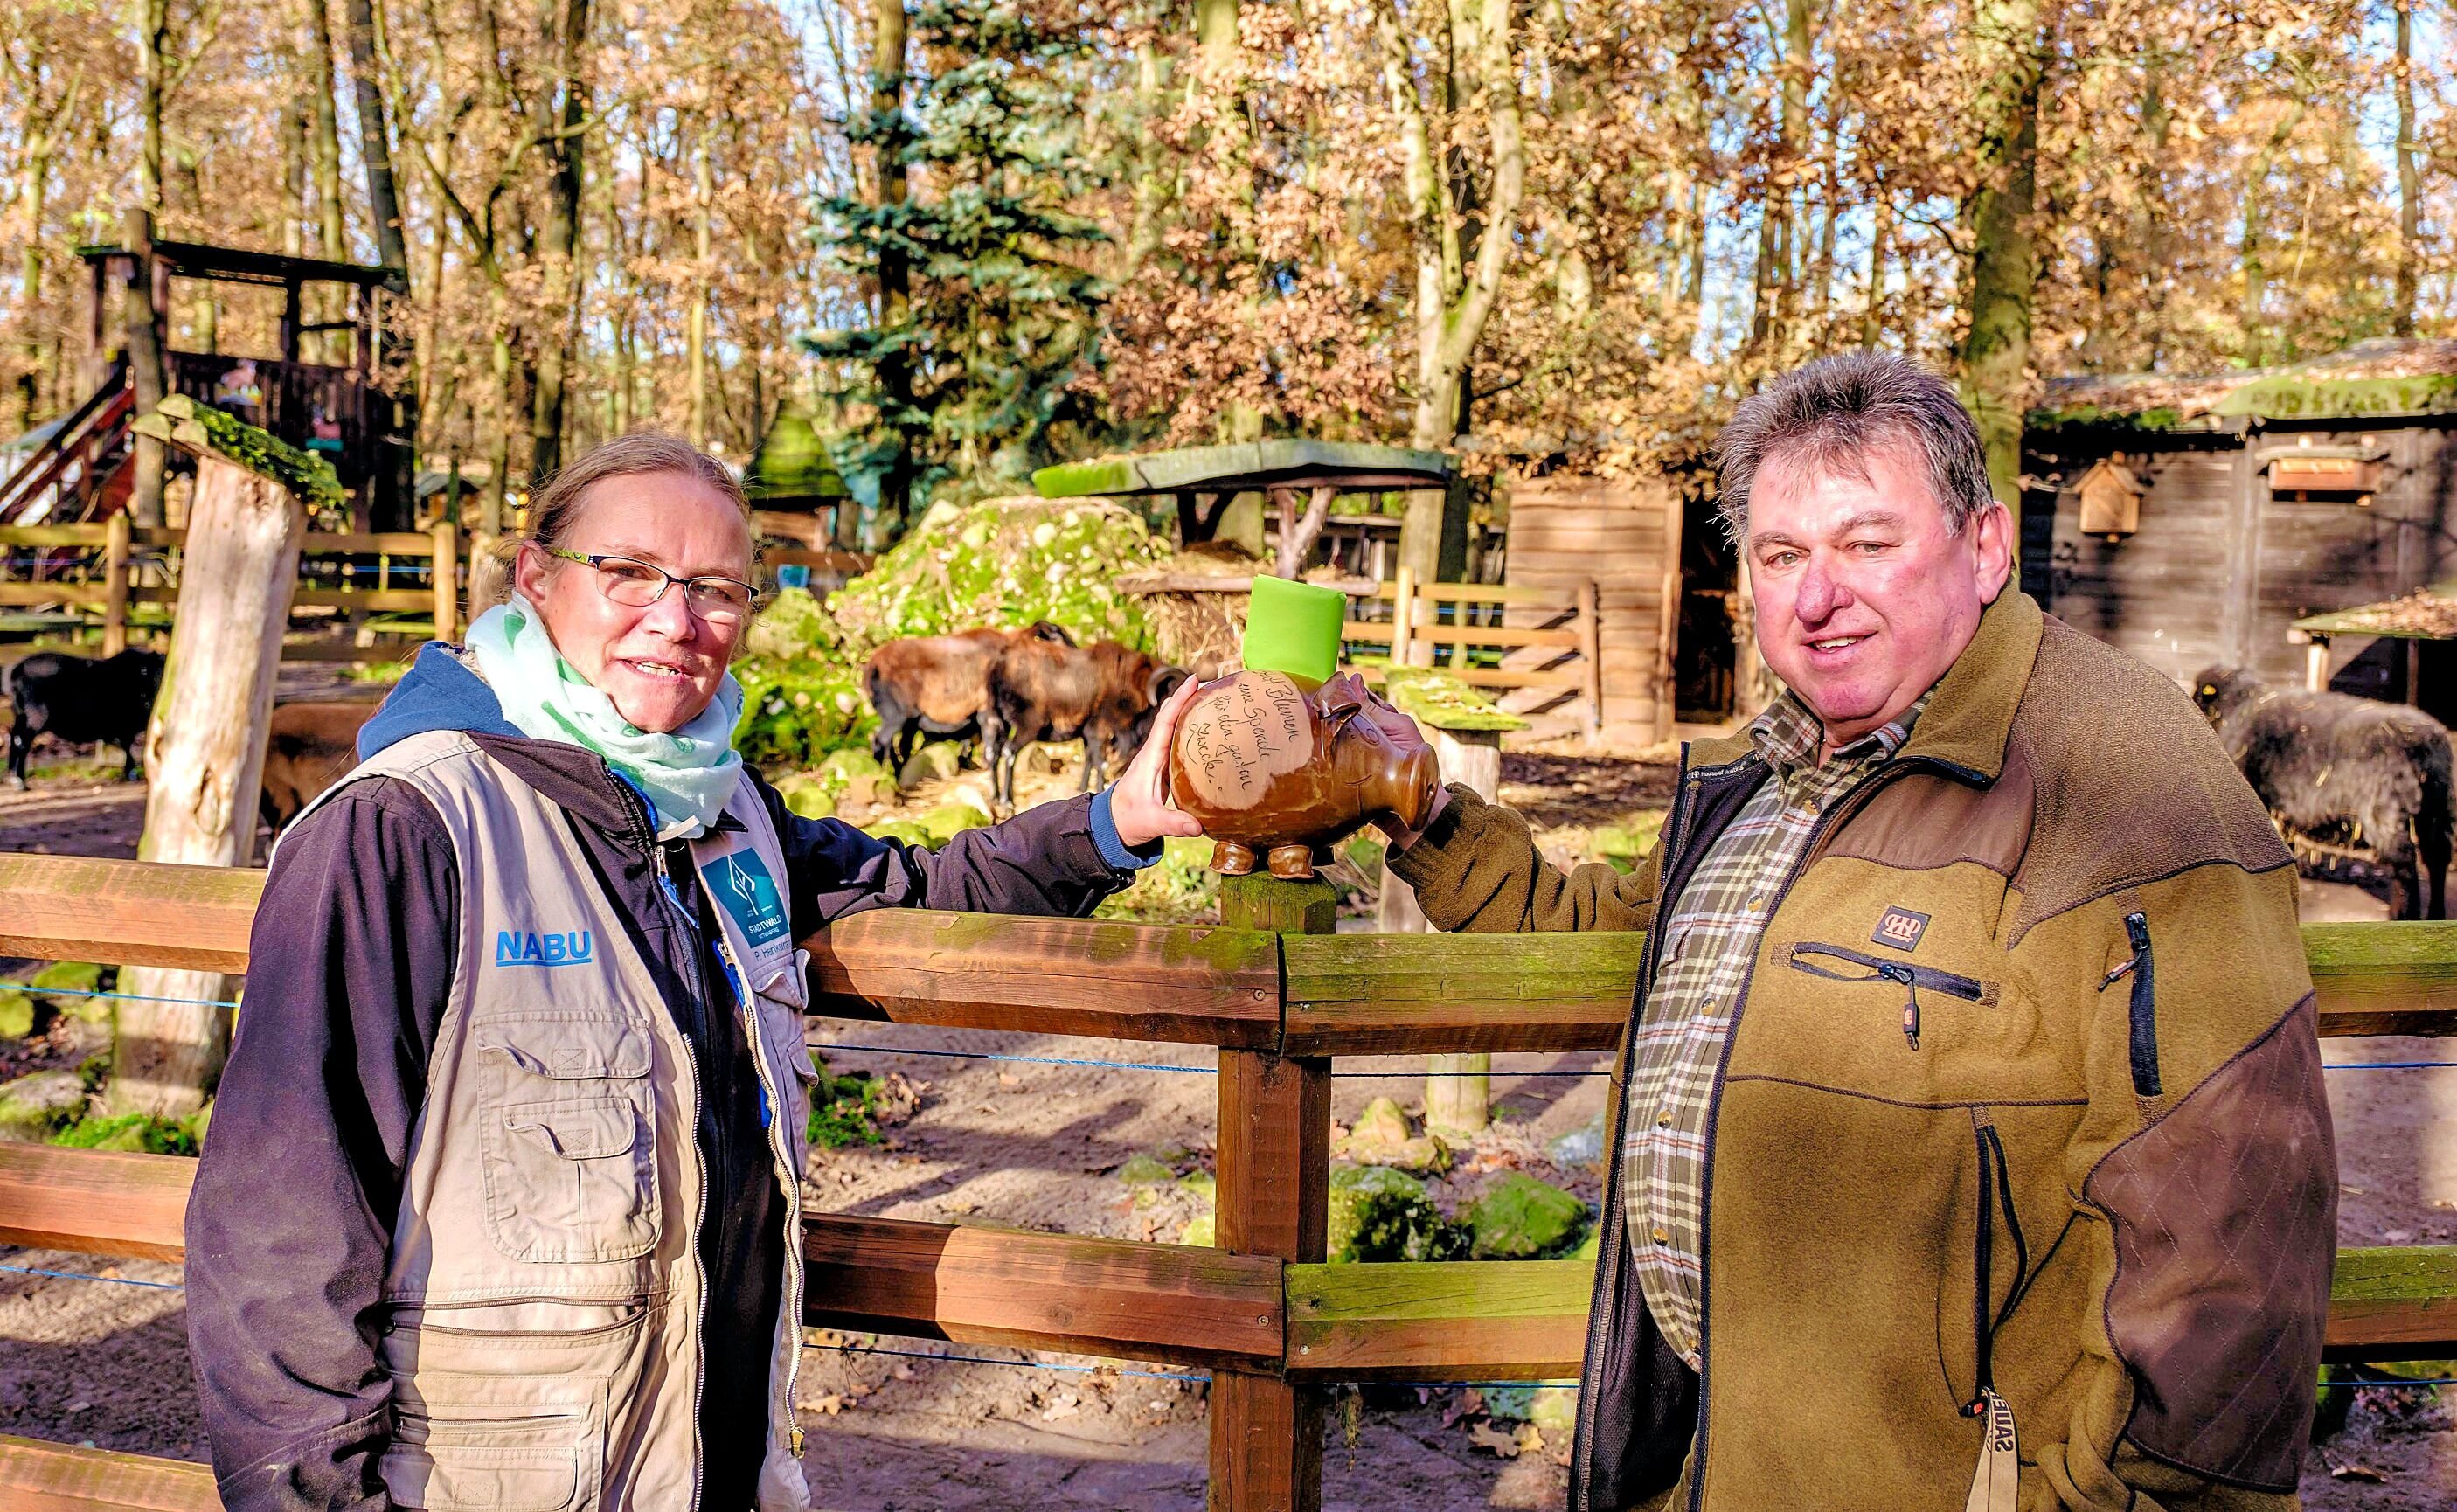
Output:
top-left (185, 433), bottom-right (1201, 1512)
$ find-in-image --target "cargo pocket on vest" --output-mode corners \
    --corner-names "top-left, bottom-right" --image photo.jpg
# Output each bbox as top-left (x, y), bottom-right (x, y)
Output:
top-left (479, 1020), bottom-right (660, 1263)
top-left (382, 1404), bottom-right (594, 1512)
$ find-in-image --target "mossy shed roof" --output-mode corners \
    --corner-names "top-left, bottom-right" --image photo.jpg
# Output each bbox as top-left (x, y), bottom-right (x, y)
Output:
top-left (2294, 587), bottom-right (2457, 642)
top-left (2030, 338), bottom-right (2457, 433)
top-left (1033, 440), bottom-right (1454, 498)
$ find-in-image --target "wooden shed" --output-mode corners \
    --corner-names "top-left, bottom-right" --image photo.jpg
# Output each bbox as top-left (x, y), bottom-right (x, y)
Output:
top-left (2022, 338), bottom-right (2457, 697)
top-left (1503, 475), bottom-right (1686, 739)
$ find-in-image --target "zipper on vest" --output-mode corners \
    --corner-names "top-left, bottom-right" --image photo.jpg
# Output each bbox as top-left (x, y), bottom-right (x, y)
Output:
top-left (1785, 942), bottom-right (1985, 1051)
top-left (2100, 912), bottom-right (2160, 1097)
top-left (1961, 1115), bottom-right (2028, 1417)
top-left (715, 925), bottom-right (812, 1472)
top-left (645, 829), bottom-right (713, 1512)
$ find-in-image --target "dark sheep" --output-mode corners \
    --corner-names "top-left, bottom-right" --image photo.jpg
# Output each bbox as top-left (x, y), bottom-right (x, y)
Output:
top-left (2194, 666), bottom-right (2455, 919)
top-left (3, 648), bottom-right (166, 788)
top-left (861, 621), bottom-right (1073, 773)
top-left (984, 636), bottom-right (1189, 809)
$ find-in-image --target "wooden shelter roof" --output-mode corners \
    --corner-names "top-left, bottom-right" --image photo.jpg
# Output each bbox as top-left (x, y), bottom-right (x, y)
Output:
top-left (2032, 338), bottom-right (2457, 433)
top-left (1033, 440), bottom-right (1454, 498)
top-left (77, 240), bottom-right (407, 294)
top-left (2294, 587), bottom-right (2457, 642)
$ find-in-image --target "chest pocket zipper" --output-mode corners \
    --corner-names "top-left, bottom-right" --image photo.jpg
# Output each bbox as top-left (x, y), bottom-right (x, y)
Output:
top-left (2100, 911), bottom-right (2160, 1097)
top-left (1787, 941), bottom-right (1985, 1051)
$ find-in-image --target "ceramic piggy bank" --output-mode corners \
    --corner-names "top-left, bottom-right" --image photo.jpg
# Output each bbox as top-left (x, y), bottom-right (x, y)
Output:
top-left (1165, 669), bottom-right (1440, 877)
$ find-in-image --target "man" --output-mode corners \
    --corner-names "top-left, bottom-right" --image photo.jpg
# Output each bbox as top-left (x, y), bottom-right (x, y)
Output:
top-left (184, 433), bottom-right (1201, 1510)
top-left (1385, 355), bottom-right (2336, 1511)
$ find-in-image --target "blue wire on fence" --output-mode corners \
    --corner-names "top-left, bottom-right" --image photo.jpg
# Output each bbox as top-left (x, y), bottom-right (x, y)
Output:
top-left (15, 985), bottom-right (240, 1010)
top-left (0, 1263), bottom-right (184, 1293)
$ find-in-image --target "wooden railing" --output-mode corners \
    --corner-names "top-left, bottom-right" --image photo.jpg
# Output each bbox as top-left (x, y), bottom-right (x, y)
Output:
top-left (0, 519), bottom-right (467, 655)
top-left (1, 851), bottom-right (2453, 1509)
top-left (1344, 568), bottom-right (1604, 729)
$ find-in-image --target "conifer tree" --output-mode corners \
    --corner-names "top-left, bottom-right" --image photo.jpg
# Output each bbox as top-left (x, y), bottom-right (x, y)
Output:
top-left (809, 0), bottom-right (1108, 543)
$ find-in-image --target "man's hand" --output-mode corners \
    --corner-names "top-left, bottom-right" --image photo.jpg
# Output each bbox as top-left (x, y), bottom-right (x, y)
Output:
top-left (1108, 676), bottom-right (1205, 850)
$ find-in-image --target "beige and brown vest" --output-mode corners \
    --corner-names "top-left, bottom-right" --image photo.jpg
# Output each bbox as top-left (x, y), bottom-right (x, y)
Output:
top-left (288, 729), bottom-right (817, 1512)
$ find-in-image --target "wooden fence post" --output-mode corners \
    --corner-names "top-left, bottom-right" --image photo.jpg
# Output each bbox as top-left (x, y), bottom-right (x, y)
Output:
top-left (1388, 566), bottom-right (1415, 669)
top-left (430, 518), bottom-right (460, 642)
top-left (101, 512), bottom-right (130, 657)
top-left (1578, 579), bottom-right (1603, 733)
top-left (1212, 873), bottom-right (1334, 1512)
top-left (114, 452), bottom-right (304, 1117)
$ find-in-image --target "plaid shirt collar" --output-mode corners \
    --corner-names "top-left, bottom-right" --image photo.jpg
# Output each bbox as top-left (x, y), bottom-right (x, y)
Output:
top-left (1746, 690), bottom-right (1928, 780)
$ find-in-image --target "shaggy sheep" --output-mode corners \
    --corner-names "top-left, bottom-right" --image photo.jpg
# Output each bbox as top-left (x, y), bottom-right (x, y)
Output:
top-left (2194, 666), bottom-right (2454, 919)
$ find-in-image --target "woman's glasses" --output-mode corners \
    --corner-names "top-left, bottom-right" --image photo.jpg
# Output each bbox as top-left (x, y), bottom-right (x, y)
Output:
top-left (543, 548), bottom-right (760, 625)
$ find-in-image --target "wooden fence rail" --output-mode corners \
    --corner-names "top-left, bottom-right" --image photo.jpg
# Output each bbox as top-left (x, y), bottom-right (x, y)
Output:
top-left (0, 520), bottom-right (469, 650)
top-left (2, 850), bottom-right (2454, 1511)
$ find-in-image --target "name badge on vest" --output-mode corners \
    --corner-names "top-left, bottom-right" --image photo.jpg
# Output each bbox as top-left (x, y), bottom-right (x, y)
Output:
top-left (697, 836), bottom-right (795, 986)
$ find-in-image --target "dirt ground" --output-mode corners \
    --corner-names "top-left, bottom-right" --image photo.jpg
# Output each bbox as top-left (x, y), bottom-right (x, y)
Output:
top-left (1, 733), bottom-right (2451, 1509)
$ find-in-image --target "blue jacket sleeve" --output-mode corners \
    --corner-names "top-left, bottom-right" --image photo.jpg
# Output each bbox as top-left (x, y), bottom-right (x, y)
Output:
top-left (185, 780), bottom-right (460, 1512)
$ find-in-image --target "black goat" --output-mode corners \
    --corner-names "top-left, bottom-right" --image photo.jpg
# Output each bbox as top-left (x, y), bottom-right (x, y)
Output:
top-left (3, 648), bottom-right (166, 788)
top-left (2194, 666), bottom-right (2454, 919)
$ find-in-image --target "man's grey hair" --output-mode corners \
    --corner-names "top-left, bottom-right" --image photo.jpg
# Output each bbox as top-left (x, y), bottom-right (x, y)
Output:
top-left (1714, 353), bottom-right (1996, 544)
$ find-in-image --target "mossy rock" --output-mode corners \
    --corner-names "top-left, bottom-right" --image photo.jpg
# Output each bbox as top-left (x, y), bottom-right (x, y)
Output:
top-left (819, 746), bottom-right (894, 807)
top-left (901, 742), bottom-right (966, 788)
top-left (0, 1070), bottom-right (86, 1143)
top-left (1467, 1173), bottom-right (1592, 1260)
top-left (774, 773), bottom-right (838, 821)
top-left (0, 990), bottom-right (30, 1041)
top-left (1590, 815), bottom-right (1667, 872)
top-left (915, 803), bottom-right (992, 843)
top-left (1178, 1212), bottom-right (1215, 1247)
top-left (31, 961), bottom-right (107, 1022)
top-left (744, 586), bottom-right (841, 658)
top-left (1327, 1163), bottom-right (1469, 1264)
top-left (1115, 1153), bottom-right (1176, 1187)
top-left (1338, 1095), bottom-right (1451, 1175)
top-left (863, 819), bottom-right (930, 847)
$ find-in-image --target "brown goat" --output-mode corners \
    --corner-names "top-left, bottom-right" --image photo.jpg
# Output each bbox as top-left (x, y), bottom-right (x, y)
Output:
top-left (984, 637), bottom-right (1188, 808)
top-left (259, 699), bottom-right (379, 836)
top-left (862, 621), bottom-right (1073, 773)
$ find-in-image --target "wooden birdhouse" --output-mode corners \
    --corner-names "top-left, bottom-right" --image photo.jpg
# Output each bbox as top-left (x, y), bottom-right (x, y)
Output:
top-left (2268, 454), bottom-right (2382, 500)
top-left (2075, 455), bottom-right (2145, 539)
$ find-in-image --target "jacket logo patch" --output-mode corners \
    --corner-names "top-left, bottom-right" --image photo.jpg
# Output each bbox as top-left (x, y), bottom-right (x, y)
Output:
top-left (709, 851), bottom-right (789, 948)
top-left (1871, 906), bottom-right (1929, 953)
top-left (496, 929), bottom-right (594, 968)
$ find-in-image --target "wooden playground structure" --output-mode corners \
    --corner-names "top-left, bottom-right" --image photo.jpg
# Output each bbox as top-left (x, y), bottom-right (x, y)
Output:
top-left (0, 855), bottom-right (2453, 1510)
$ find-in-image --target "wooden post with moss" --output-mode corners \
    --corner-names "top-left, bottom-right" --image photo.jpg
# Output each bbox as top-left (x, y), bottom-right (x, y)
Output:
top-left (108, 397), bottom-right (337, 1118)
top-left (1374, 669), bottom-right (1525, 1136)
top-left (1211, 872), bottom-right (1334, 1512)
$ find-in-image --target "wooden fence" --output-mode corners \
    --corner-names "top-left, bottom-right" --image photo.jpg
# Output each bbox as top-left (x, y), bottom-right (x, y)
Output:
top-left (1345, 568), bottom-right (1604, 730)
top-left (0, 519), bottom-right (468, 657)
top-left (0, 852), bottom-right (2454, 1509)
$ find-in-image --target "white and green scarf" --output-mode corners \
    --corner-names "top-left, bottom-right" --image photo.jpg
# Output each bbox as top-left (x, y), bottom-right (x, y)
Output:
top-left (465, 593), bottom-right (746, 840)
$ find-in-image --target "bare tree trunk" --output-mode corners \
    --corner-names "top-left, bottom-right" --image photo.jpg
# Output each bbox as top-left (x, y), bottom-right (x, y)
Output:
top-left (1860, 177), bottom-right (1892, 348)
top-left (115, 454), bottom-right (304, 1117)
top-left (690, 135), bottom-right (713, 448)
top-left (2238, 100), bottom-right (2305, 367)
top-left (869, 0), bottom-right (913, 535)
top-left (2393, 0), bottom-right (2419, 337)
top-left (1952, 0), bottom-right (2044, 515)
top-left (531, 0), bottom-right (592, 479)
top-left (342, 0), bottom-right (411, 278)
top-left (122, 210), bottom-right (170, 527)
top-left (1273, 485), bottom-right (1336, 578)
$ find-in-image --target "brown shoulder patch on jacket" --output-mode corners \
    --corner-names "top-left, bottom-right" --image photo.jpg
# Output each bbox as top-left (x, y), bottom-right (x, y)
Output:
top-left (2007, 617), bottom-right (2292, 943)
top-left (2082, 995), bottom-right (2336, 1493)
top-left (1822, 746), bottom-right (2034, 877)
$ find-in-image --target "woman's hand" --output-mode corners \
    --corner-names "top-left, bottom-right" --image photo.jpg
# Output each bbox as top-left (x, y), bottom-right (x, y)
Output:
top-left (1108, 676), bottom-right (1206, 850)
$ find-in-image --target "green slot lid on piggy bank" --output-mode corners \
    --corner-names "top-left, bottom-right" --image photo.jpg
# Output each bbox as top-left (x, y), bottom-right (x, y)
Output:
top-left (1240, 575), bottom-right (1347, 685)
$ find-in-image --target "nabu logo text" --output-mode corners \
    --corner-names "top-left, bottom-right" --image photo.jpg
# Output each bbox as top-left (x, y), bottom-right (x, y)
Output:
top-left (496, 929), bottom-right (594, 968)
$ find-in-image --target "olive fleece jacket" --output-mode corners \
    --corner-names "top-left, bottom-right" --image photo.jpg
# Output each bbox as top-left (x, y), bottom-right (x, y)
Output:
top-left (1390, 590), bottom-right (2336, 1512)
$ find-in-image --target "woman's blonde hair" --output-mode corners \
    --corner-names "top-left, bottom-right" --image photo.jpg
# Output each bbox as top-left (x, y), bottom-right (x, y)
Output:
top-left (470, 433), bottom-right (752, 614)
